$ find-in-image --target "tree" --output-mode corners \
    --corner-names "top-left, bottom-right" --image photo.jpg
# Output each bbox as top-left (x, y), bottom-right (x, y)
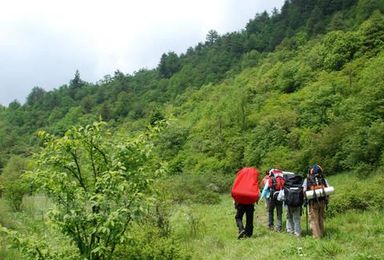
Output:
top-left (328, 11), bottom-right (347, 31)
top-left (24, 121), bottom-right (164, 259)
top-left (26, 86), bottom-right (46, 107)
top-left (158, 52), bottom-right (181, 79)
top-left (321, 30), bottom-right (360, 70)
top-left (69, 70), bottom-right (86, 99)
top-left (307, 5), bottom-right (325, 35)
top-left (356, 0), bottom-right (384, 22)
top-left (205, 30), bottom-right (219, 45)
top-left (69, 70), bottom-right (85, 89)
top-left (359, 10), bottom-right (384, 53)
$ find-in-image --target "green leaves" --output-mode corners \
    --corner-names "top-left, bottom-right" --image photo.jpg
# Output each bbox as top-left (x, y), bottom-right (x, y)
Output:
top-left (0, 156), bottom-right (30, 211)
top-left (24, 121), bottom-right (164, 259)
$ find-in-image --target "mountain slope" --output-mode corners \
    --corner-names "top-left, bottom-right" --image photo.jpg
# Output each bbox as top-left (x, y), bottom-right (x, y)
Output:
top-left (0, 0), bottom-right (383, 176)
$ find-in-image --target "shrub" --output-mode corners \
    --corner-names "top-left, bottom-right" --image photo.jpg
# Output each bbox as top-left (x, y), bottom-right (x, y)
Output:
top-left (0, 199), bottom-right (15, 228)
top-left (4, 121), bottom-right (165, 259)
top-left (0, 156), bottom-right (30, 211)
top-left (327, 172), bottom-right (384, 217)
top-left (157, 174), bottom-right (222, 205)
top-left (114, 223), bottom-right (190, 259)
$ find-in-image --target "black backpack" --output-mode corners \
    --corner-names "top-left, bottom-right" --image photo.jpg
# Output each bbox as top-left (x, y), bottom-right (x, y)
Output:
top-left (283, 174), bottom-right (304, 207)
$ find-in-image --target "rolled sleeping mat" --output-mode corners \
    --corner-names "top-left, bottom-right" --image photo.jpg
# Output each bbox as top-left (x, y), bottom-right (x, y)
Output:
top-left (305, 186), bottom-right (335, 200)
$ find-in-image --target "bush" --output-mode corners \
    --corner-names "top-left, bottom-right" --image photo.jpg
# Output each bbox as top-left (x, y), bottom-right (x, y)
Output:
top-left (327, 172), bottom-right (384, 217)
top-left (20, 122), bottom-right (165, 259)
top-left (156, 174), bottom-right (223, 205)
top-left (114, 221), bottom-right (190, 259)
top-left (0, 156), bottom-right (30, 211)
top-left (0, 199), bottom-right (15, 228)
top-left (206, 173), bottom-right (234, 193)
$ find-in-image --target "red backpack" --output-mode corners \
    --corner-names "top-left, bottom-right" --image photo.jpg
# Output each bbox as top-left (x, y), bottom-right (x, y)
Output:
top-left (268, 169), bottom-right (285, 192)
top-left (231, 167), bottom-right (260, 204)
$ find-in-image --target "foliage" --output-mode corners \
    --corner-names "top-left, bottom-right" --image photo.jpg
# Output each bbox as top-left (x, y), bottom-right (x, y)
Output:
top-left (22, 121), bottom-right (165, 259)
top-left (0, 1), bottom-right (384, 258)
top-left (1, 225), bottom-right (78, 260)
top-left (2, 172), bottom-right (384, 259)
top-left (0, 199), bottom-right (15, 228)
top-left (1, 0), bottom-right (381, 180)
top-left (158, 52), bottom-right (181, 79)
top-left (156, 175), bottom-right (221, 205)
top-left (0, 156), bottom-right (30, 211)
top-left (168, 172), bottom-right (384, 259)
top-left (115, 232), bottom-right (189, 260)
top-left (327, 171), bottom-right (384, 216)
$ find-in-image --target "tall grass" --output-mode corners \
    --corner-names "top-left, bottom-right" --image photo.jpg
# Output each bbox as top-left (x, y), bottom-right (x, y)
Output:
top-left (0, 194), bottom-right (60, 259)
top-left (0, 198), bottom-right (20, 259)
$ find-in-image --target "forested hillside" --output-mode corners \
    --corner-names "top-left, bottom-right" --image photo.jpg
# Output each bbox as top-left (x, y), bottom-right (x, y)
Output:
top-left (1, 0), bottom-right (383, 175)
top-left (1, 0), bottom-right (384, 258)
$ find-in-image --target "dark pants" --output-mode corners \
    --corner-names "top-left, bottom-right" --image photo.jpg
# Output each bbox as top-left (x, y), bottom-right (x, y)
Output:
top-left (235, 203), bottom-right (255, 237)
top-left (268, 195), bottom-right (283, 231)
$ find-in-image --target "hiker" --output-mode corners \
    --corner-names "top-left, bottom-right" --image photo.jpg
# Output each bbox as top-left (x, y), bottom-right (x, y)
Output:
top-left (261, 169), bottom-right (270, 187)
top-left (260, 170), bottom-right (270, 209)
top-left (234, 202), bottom-right (255, 239)
top-left (231, 167), bottom-right (260, 239)
top-left (303, 164), bottom-right (329, 239)
top-left (261, 168), bottom-right (285, 232)
top-left (283, 172), bottom-right (304, 237)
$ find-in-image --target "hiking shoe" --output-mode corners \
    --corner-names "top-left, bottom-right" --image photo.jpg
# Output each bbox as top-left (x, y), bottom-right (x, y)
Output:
top-left (238, 230), bottom-right (246, 239)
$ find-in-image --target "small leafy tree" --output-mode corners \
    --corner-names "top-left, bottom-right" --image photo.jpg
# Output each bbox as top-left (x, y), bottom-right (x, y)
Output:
top-left (27, 121), bottom-right (164, 259)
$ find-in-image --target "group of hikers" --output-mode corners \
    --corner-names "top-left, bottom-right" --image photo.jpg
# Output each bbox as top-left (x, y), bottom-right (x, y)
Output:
top-left (231, 164), bottom-right (332, 239)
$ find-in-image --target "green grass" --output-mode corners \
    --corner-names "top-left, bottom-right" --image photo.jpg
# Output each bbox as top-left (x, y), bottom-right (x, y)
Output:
top-left (171, 196), bottom-right (383, 259)
top-left (171, 173), bottom-right (384, 260)
top-left (1, 173), bottom-right (383, 259)
top-left (0, 198), bottom-right (20, 260)
top-left (0, 194), bottom-right (71, 260)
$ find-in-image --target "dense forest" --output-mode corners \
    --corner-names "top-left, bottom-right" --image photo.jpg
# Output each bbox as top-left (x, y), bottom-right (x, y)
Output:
top-left (1, 0), bottom-right (384, 258)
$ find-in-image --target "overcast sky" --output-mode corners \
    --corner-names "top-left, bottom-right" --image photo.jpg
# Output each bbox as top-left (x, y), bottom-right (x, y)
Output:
top-left (0, 0), bottom-right (285, 106)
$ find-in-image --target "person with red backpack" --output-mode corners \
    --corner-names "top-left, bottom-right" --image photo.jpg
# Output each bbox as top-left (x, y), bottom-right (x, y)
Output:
top-left (231, 167), bottom-right (260, 239)
top-left (303, 164), bottom-right (330, 239)
top-left (261, 168), bottom-right (285, 232)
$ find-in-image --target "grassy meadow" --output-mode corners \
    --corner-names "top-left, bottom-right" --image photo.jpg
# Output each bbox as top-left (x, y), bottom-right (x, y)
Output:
top-left (171, 196), bottom-right (383, 259)
top-left (171, 173), bottom-right (384, 259)
top-left (1, 172), bottom-right (383, 259)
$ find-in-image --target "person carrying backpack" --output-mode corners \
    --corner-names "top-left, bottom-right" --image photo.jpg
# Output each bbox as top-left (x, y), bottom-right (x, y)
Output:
top-left (303, 164), bottom-right (329, 239)
top-left (283, 172), bottom-right (304, 237)
top-left (260, 170), bottom-right (270, 209)
top-left (231, 167), bottom-right (260, 239)
top-left (261, 168), bottom-right (285, 232)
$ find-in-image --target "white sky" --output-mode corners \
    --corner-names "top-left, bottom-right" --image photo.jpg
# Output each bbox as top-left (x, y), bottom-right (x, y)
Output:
top-left (0, 0), bottom-right (285, 106)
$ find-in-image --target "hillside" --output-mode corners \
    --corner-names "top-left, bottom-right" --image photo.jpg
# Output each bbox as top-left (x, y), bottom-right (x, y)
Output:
top-left (0, 0), bottom-right (383, 176)
top-left (1, 0), bottom-right (384, 259)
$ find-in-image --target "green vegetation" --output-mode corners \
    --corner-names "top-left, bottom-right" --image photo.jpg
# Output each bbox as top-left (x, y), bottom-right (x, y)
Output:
top-left (170, 172), bottom-right (384, 259)
top-left (1, 0), bottom-right (384, 258)
top-left (1, 171), bottom-right (383, 259)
